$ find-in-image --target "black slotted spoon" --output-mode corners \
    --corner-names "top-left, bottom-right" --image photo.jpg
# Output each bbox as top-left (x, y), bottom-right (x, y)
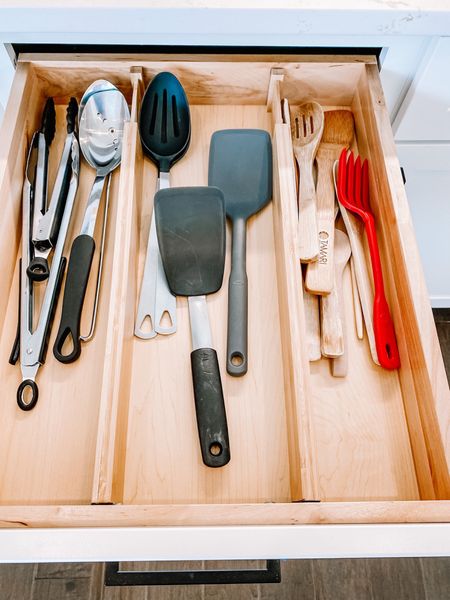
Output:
top-left (135, 72), bottom-right (191, 339)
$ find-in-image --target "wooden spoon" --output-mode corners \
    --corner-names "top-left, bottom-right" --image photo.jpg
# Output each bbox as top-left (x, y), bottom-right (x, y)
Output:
top-left (320, 228), bottom-right (351, 358)
top-left (331, 229), bottom-right (353, 377)
top-left (290, 102), bottom-right (324, 262)
top-left (302, 266), bottom-right (321, 362)
top-left (306, 110), bottom-right (354, 294)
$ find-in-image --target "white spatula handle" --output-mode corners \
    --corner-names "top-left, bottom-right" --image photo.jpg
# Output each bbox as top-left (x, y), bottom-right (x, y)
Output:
top-left (134, 173), bottom-right (177, 338)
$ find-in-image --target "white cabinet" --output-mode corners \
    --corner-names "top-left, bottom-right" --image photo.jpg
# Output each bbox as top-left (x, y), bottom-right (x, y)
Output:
top-left (393, 36), bottom-right (450, 307)
top-left (396, 143), bottom-right (450, 307)
top-left (394, 37), bottom-right (450, 141)
top-left (0, 44), bottom-right (14, 122)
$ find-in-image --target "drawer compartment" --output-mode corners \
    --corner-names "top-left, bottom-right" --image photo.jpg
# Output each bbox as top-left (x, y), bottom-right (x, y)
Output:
top-left (0, 53), bottom-right (448, 527)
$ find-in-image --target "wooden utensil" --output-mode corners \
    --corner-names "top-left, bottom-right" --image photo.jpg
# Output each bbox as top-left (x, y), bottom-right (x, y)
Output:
top-left (302, 266), bottom-right (321, 362)
top-left (291, 102), bottom-right (324, 262)
top-left (330, 229), bottom-right (352, 376)
top-left (285, 99), bottom-right (321, 362)
top-left (320, 228), bottom-right (351, 358)
top-left (306, 110), bottom-right (354, 294)
top-left (350, 255), bottom-right (364, 340)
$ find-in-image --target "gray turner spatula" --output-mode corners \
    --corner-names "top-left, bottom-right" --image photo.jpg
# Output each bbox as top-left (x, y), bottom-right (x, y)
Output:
top-left (155, 186), bottom-right (230, 468)
top-left (208, 129), bottom-right (272, 376)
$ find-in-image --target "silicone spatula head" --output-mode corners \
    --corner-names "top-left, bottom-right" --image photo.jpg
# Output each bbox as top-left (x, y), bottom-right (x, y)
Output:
top-left (154, 186), bottom-right (226, 297)
top-left (139, 72), bottom-right (191, 173)
top-left (208, 129), bottom-right (272, 220)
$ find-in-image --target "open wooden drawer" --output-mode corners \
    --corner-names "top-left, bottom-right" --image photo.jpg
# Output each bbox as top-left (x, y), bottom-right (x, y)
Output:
top-left (0, 53), bottom-right (448, 560)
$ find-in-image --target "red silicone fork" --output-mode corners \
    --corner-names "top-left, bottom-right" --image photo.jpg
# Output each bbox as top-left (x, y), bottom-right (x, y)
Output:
top-left (337, 148), bottom-right (400, 370)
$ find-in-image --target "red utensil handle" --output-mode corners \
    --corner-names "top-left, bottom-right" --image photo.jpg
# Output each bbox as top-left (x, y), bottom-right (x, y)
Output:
top-left (364, 214), bottom-right (400, 369)
top-left (373, 294), bottom-right (400, 369)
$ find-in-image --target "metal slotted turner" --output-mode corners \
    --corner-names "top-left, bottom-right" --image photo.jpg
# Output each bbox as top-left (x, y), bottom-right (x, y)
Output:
top-left (155, 186), bottom-right (230, 468)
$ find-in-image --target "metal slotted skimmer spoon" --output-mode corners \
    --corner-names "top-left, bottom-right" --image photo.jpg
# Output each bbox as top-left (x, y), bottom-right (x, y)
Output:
top-left (134, 72), bottom-right (191, 339)
top-left (53, 80), bottom-right (130, 363)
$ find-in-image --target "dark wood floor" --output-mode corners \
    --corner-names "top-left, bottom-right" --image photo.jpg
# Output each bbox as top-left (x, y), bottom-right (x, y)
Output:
top-left (1, 310), bottom-right (449, 600)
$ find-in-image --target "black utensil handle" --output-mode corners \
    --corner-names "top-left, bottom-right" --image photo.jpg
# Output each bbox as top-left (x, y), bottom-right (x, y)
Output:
top-left (227, 217), bottom-right (248, 376)
top-left (17, 379), bottom-right (39, 411)
top-left (48, 155), bottom-right (73, 248)
top-left (66, 97), bottom-right (78, 134)
top-left (53, 234), bottom-right (95, 363)
top-left (9, 259), bottom-right (22, 366)
top-left (27, 257), bottom-right (50, 281)
top-left (39, 256), bottom-right (67, 364)
top-left (191, 348), bottom-right (230, 468)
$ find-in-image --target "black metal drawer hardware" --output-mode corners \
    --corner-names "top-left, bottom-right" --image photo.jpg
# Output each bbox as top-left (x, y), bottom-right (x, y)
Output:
top-left (104, 560), bottom-right (281, 586)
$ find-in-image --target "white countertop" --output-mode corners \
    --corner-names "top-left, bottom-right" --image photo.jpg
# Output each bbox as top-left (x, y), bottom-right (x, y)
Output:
top-left (0, 0), bottom-right (449, 44)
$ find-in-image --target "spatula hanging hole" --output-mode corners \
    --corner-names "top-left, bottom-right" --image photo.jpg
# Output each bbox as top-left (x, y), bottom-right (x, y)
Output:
top-left (61, 331), bottom-right (75, 357)
top-left (230, 352), bottom-right (244, 367)
top-left (159, 310), bottom-right (173, 329)
top-left (172, 95), bottom-right (179, 137)
top-left (161, 89), bottom-right (168, 143)
top-left (209, 442), bottom-right (223, 457)
top-left (139, 314), bottom-right (154, 335)
top-left (149, 94), bottom-right (158, 135)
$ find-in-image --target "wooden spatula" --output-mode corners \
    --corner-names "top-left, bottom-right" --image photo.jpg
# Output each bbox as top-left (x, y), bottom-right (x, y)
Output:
top-left (291, 102), bottom-right (324, 262)
top-left (306, 110), bottom-right (354, 294)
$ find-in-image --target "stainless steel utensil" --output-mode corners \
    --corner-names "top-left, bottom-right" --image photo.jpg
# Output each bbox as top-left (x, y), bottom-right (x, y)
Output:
top-left (53, 81), bottom-right (130, 363)
top-left (15, 98), bottom-right (80, 410)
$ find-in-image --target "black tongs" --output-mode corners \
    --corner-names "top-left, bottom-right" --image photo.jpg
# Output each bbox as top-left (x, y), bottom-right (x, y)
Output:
top-left (10, 98), bottom-right (80, 410)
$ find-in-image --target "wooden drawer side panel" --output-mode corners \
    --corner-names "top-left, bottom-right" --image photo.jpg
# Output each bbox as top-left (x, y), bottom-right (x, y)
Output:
top-left (92, 68), bottom-right (144, 504)
top-left (0, 63), bottom-right (40, 341)
top-left (358, 64), bottom-right (450, 499)
top-left (268, 70), bottom-right (318, 502)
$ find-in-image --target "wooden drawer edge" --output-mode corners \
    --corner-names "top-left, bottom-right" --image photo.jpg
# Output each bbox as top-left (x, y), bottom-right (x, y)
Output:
top-left (17, 53), bottom-right (379, 66)
top-left (0, 501), bottom-right (449, 529)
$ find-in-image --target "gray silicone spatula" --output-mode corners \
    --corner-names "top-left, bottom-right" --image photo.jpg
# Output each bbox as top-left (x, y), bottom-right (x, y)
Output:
top-left (208, 129), bottom-right (272, 376)
top-left (155, 186), bottom-right (230, 468)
